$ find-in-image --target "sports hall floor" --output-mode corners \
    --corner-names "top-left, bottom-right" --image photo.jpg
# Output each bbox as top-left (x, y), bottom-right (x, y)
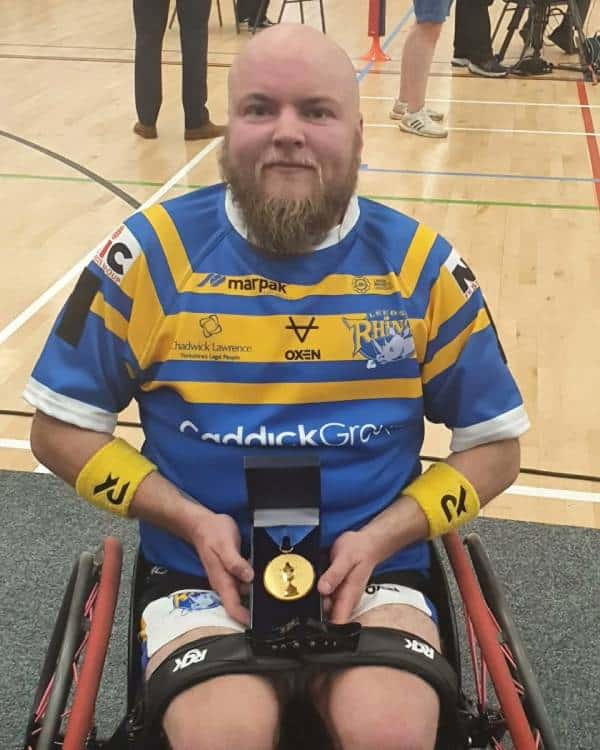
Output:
top-left (1, 2), bottom-right (599, 748)
top-left (2, 0), bottom-right (599, 527)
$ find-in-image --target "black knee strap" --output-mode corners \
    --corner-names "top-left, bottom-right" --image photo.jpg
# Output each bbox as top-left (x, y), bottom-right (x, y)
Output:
top-left (144, 633), bottom-right (299, 727)
top-left (143, 627), bottom-right (460, 743)
top-left (303, 627), bottom-right (459, 727)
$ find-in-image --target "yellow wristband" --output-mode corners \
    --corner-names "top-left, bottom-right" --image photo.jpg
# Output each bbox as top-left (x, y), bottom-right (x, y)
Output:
top-left (403, 462), bottom-right (480, 539)
top-left (75, 438), bottom-right (156, 517)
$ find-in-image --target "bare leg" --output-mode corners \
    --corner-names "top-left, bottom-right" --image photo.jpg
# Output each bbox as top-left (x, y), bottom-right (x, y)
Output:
top-left (311, 605), bottom-right (441, 750)
top-left (147, 626), bottom-right (282, 750)
top-left (399, 22), bottom-right (443, 112)
top-left (164, 673), bottom-right (281, 750)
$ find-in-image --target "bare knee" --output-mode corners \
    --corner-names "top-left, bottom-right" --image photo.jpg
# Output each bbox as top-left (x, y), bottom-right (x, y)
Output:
top-left (317, 666), bottom-right (439, 750)
top-left (333, 709), bottom-right (435, 750)
top-left (163, 674), bottom-right (281, 750)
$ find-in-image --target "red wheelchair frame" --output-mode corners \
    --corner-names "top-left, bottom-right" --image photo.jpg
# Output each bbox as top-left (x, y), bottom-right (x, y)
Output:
top-left (21, 532), bottom-right (559, 750)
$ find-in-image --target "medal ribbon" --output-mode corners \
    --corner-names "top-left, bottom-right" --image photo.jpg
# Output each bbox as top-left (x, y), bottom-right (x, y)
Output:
top-left (253, 507), bottom-right (318, 551)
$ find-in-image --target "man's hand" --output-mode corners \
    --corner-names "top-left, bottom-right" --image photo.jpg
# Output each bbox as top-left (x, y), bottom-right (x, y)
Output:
top-left (189, 511), bottom-right (254, 626)
top-left (317, 530), bottom-right (380, 624)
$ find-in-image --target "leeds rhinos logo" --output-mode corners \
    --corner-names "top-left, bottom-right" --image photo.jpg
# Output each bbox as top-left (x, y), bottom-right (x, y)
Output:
top-left (171, 591), bottom-right (221, 614)
top-left (343, 310), bottom-right (415, 369)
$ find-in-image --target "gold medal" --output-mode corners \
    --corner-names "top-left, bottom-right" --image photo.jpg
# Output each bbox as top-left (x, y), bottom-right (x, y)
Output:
top-left (263, 553), bottom-right (316, 601)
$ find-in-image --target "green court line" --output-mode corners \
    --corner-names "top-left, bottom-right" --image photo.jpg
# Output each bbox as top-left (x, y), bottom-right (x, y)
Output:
top-left (363, 193), bottom-right (598, 211)
top-left (1, 172), bottom-right (597, 212)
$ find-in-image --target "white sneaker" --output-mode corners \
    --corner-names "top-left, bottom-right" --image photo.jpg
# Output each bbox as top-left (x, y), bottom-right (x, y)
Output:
top-left (398, 108), bottom-right (448, 138)
top-left (390, 100), bottom-right (444, 122)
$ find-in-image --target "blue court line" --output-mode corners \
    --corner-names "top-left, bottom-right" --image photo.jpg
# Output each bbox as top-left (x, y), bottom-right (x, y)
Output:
top-left (359, 164), bottom-right (600, 184)
top-left (356, 7), bottom-right (415, 83)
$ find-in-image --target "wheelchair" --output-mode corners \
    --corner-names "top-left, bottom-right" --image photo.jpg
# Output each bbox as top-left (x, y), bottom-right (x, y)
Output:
top-left (21, 531), bottom-right (559, 750)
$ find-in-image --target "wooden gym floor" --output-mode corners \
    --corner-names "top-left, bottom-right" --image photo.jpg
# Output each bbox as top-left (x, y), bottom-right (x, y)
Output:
top-left (1, 0), bottom-right (599, 529)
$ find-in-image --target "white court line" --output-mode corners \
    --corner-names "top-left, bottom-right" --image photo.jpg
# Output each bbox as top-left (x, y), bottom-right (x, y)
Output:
top-left (361, 95), bottom-right (600, 110)
top-left (2, 436), bottom-right (599, 504)
top-left (0, 438), bottom-right (30, 450)
top-left (506, 484), bottom-right (600, 504)
top-left (366, 122), bottom-right (599, 137)
top-left (0, 137), bottom-right (222, 348)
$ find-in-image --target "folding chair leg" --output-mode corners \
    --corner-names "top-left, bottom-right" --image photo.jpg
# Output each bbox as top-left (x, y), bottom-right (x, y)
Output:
top-left (319, 0), bottom-right (326, 32)
top-left (567, 0), bottom-right (595, 75)
top-left (491, 2), bottom-right (511, 45)
top-left (232, 0), bottom-right (240, 34)
top-left (496, 0), bottom-right (529, 63)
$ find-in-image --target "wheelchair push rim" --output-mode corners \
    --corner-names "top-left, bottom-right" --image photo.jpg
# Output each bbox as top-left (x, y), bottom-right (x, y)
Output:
top-left (22, 537), bottom-right (122, 750)
top-left (444, 531), bottom-right (557, 750)
top-left (464, 532), bottom-right (559, 750)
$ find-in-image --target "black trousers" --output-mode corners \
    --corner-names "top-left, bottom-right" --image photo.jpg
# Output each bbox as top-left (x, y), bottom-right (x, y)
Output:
top-left (133, 0), bottom-right (212, 129)
top-left (236, 0), bottom-right (270, 22)
top-left (453, 0), bottom-right (493, 64)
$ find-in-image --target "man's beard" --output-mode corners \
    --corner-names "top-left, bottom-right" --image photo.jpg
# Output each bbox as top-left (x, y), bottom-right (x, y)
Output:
top-left (219, 137), bottom-right (360, 257)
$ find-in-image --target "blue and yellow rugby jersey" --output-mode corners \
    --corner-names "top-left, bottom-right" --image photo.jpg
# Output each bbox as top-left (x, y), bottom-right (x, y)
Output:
top-left (24, 184), bottom-right (529, 576)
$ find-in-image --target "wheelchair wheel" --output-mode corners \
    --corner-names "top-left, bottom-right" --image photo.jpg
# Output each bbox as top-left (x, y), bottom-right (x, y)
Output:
top-left (22, 537), bottom-right (122, 750)
top-left (464, 532), bottom-right (559, 750)
top-left (443, 532), bottom-right (545, 750)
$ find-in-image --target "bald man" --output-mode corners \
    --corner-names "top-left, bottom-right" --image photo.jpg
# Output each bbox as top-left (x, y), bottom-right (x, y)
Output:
top-left (27, 23), bottom-right (528, 750)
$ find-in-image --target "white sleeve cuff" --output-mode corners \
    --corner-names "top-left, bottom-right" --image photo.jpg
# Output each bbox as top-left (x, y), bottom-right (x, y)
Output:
top-left (23, 377), bottom-right (118, 433)
top-left (450, 404), bottom-right (530, 452)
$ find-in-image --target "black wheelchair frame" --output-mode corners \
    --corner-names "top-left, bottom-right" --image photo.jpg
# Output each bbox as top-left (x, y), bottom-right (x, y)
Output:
top-left (21, 532), bottom-right (559, 750)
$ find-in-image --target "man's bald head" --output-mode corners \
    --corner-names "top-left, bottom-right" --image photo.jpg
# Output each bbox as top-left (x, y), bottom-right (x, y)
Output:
top-left (229, 24), bottom-right (360, 115)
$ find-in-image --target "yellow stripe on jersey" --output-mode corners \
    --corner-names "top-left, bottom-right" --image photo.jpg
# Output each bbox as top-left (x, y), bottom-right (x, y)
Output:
top-left (397, 224), bottom-right (438, 298)
top-left (138, 206), bottom-right (403, 300)
top-left (425, 265), bottom-right (478, 344)
top-left (154, 313), bottom-right (426, 365)
top-left (90, 294), bottom-right (128, 342)
top-left (141, 378), bottom-right (423, 404)
top-left (138, 205), bottom-right (436, 304)
top-left (422, 308), bottom-right (490, 384)
top-left (141, 204), bottom-right (406, 299)
top-left (410, 319), bottom-right (428, 364)
top-left (143, 204), bottom-right (195, 288)
top-left (120, 253), bottom-right (165, 367)
top-left (191, 271), bottom-right (402, 300)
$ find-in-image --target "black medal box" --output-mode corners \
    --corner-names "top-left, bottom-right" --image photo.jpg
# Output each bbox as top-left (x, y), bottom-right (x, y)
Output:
top-left (244, 455), bottom-right (322, 637)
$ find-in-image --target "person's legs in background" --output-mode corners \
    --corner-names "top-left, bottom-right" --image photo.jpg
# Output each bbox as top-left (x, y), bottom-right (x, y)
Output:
top-left (235, 0), bottom-right (252, 23)
top-left (391, 18), bottom-right (447, 138)
top-left (177, 0), bottom-right (225, 140)
top-left (237, 0), bottom-right (274, 28)
top-left (133, 0), bottom-right (170, 138)
top-left (452, 0), bottom-right (507, 77)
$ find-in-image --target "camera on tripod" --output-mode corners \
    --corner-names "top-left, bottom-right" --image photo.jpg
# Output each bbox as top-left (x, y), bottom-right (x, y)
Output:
top-left (492, 0), bottom-right (595, 78)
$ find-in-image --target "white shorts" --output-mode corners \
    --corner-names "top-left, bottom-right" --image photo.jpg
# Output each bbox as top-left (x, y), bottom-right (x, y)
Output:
top-left (141, 582), bottom-right (433, 660)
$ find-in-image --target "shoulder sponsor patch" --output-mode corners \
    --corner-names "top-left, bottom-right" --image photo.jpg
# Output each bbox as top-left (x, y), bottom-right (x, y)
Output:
top-left (444, 248), bottom-right (479, 300)
top-left (93, 224), bottom-right (142, 285)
